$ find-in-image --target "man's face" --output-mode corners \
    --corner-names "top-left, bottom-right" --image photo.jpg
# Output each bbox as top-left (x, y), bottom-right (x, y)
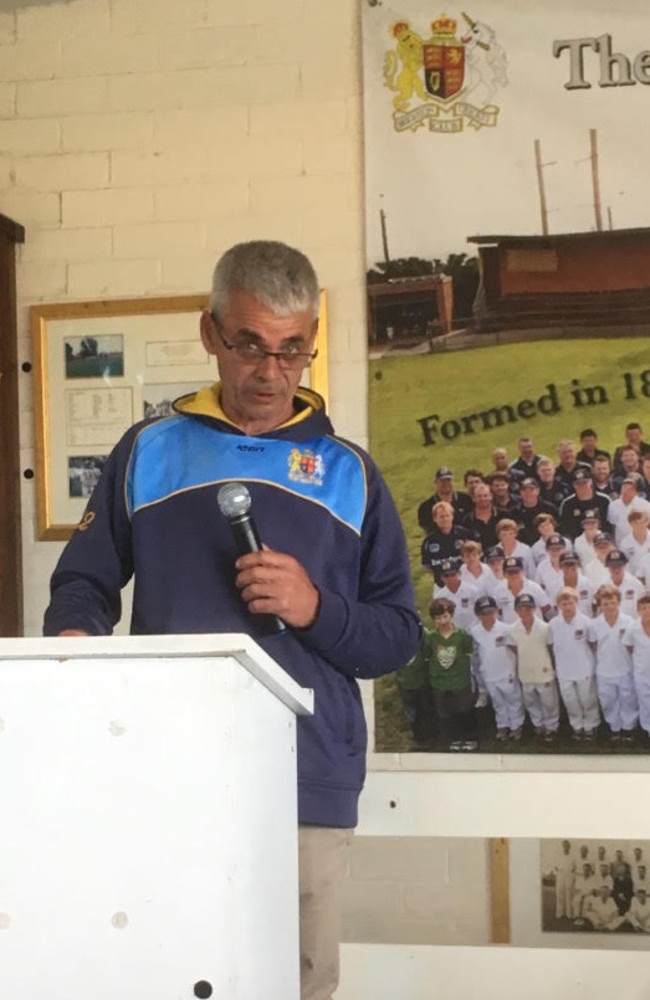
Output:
top-left (497, 526), bottom-right (517, 545)
top-left (627, 426), bottom-right (642, 447)
top-left (639, 603), bottom-right (650, 626)
top-left (492, 449), bottom-right (508, 471)
top-left (521, 483), bottom-right (539, 507)
top-left (621, 483), bottom-right (636, 504)
top-left (474, 484), bottom-right (492, 508)
top-left (622, 449), bottom-right (640, 472)
top-left (593, 459), bottom-right (610, 481)
top-left (559, 444), bottom-right (576, 468)
top-left (537, 461), bottom-right (554, 484)
top-left (491, 478), bottom-right (510, 503)
top-left (562, 564), bottom-right (579, 584)
top-left (465, 474), bottom-right (483, 495)
top-left (519, 438), bottom-right (534, 460)
top-left (200, 290), bottom-right (317, 435)
top-left (437, 476), bottom-right (454, 497)
top-left (581, 434), bottom-right (597, 452)
top-left (433, 506), bottom-right (453, 532)
top-left (608, 566), bottom-right (624, 585)
top-left (574, 479), bottom-right (593, 499)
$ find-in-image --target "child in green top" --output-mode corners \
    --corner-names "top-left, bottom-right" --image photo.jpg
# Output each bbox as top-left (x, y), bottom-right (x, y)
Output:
top-left (425, 597), bottom-right (478, 751)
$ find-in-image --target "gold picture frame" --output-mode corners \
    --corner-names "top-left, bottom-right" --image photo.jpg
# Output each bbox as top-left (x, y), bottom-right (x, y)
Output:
top-left (31, 292), bottom-right (329, 541)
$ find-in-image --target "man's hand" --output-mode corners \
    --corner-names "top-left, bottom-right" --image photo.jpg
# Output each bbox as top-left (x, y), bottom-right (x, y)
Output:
top-left (58, 630), bottom-right (89, 636)
top-left (234, 549), bottom-right (320, 629)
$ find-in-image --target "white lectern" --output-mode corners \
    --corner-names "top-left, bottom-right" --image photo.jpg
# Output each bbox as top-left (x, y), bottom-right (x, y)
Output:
top-left (0, 634), bottom-right (313, 1000)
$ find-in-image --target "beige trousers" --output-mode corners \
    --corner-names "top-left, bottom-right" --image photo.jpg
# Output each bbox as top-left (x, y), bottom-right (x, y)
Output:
top-left (298, 825), bottom-right (354, 1000)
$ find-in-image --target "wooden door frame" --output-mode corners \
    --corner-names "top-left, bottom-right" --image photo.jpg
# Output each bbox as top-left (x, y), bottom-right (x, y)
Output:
top-left (0, 213), bottom-right (25, 636)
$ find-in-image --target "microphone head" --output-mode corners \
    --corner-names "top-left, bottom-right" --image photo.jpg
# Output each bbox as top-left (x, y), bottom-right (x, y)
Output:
top-left (217, 481), bottom-right (252, 518)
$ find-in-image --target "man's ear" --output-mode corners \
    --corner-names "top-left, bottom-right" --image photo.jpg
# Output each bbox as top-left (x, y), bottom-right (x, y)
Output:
top-left (200, 311), bottom-right (217, 355)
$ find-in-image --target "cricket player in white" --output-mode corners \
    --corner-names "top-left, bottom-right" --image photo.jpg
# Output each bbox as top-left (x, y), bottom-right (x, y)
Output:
top-left (584, 885), bottom-right (625, 930)
top-left (573, 510), bottom-right (601, 569)
top-left (553, 840), bottom-right (576, 919)
top-left (547, 587), bottom-right (600, 741)
top-left (534, 533), bottom-right (567, 603)
top-left (624, 595), bottom-right (650, 741)
top-left (471, 595), bottom-right (524, 741)
top-left (435, 559), bottom-right (479, 633)
top-left (619, 509), bottom-right (650, 576)
top-left (507, 593), bottom-right (559, 739)
top-left (626, 888), bottom-right (650, 932)
top-left (558, 551), bottom-right (595, 618)
top-left (633, 864), bottom-right (650, 894)
top-left (500, 556), bottom-right (551, 624)
top-left (608, 478), bottom-right (650, 545)
top-left (588, 584), bottom-right (638, 742)
top-left (572, 863), bottom-right (597, 920)
top-left (605, 549), bottom-right (644, 619)
top-left (584, 533), bottom-right (615, 589)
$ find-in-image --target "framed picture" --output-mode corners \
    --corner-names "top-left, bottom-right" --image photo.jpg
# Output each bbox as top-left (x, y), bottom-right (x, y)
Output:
top-left (31, 292), bottom-right (329, 541)
top-left (362, 2), bottom-right (650, 760)
top-left (510, 838), bottom-right (650, 947)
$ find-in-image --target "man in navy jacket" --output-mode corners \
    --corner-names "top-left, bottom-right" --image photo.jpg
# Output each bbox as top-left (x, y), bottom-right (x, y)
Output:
top-left (44, 240), bottom-right (420, 1000)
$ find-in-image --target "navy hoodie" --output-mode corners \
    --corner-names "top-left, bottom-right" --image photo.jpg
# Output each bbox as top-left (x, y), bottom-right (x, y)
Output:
top-left (44, 384), bottom-right (420, 827)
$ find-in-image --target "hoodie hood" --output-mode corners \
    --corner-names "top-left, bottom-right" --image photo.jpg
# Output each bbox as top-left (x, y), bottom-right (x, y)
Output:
top-left (172, 381), bottom-right (334, 441)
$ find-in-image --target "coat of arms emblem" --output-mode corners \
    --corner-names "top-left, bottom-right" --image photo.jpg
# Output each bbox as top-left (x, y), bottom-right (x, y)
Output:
top-left (383, 11), bottom-right (508, 133)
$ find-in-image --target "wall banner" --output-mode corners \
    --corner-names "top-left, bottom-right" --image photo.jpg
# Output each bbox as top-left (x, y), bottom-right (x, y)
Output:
top-left (362, 0), bottom-right (650, 757)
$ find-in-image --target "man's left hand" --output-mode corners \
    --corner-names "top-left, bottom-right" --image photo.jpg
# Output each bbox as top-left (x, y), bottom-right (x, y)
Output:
top-left (234, 549), bottom-right (320, 629)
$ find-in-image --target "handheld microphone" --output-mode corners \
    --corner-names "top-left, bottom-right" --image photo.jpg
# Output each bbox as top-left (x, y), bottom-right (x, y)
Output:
top-left (217, 482), bottom-right (286, 635)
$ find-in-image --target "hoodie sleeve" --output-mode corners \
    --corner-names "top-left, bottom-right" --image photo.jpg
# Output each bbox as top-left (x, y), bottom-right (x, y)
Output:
top-left (294, 452), bottom-right (422, 679)
top-left (43, 427), bottom-right (139, 636)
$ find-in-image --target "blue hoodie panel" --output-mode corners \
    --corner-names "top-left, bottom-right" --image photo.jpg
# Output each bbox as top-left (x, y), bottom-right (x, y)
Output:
top-left (126, 416), bottom-right (367, 535)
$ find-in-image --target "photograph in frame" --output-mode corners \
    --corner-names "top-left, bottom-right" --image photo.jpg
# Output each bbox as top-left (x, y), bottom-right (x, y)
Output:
top-left (510, 838), bottom-right (650, 948)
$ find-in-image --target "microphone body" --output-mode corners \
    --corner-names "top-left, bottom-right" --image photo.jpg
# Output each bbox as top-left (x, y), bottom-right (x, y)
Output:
top-left (228, 510), bottom-right (263, 557)
top-left (217, 482), bottom-right (286, 635)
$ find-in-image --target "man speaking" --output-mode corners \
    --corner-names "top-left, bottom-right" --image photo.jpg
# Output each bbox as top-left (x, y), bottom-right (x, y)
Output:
top-left (44, 240), bottom-right (420, 1000)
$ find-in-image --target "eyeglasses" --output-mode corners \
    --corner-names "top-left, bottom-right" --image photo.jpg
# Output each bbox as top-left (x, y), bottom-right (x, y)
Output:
top-left (211, 314), bottom-right (318, 370)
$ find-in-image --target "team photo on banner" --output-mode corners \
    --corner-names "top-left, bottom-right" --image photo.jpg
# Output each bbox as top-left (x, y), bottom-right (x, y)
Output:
top-left (362, 0), bottom-right (650, 755)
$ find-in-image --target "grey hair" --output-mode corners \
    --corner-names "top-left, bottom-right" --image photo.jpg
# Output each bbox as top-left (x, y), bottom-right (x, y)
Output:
top-left (210, 240), bottom-right (320, 321)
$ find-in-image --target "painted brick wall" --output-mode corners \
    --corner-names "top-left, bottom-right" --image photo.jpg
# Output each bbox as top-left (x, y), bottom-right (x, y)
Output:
top-left (343, 836), bottom-right (490, 945)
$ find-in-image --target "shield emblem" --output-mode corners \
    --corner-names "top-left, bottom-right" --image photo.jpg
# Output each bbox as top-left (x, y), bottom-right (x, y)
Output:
top-left (423, 43), bottom-right (464, 99)
top-left (437, 645), bottom-right (457, 670)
